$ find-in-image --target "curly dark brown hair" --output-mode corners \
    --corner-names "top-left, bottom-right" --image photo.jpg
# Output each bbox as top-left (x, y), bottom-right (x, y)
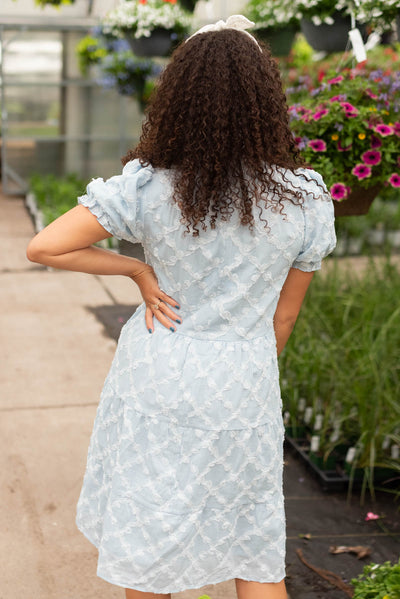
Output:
top-left (123, 29), bottom-right (315, 235)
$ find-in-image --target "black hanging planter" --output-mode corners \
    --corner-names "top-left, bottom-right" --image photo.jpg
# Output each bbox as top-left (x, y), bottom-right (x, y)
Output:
top-left (301, 11), bottom-right (367, 53)
top-left (125, 28), bottom-right (173, 57)
top-left (178, 0), bottom-right (198, 12)
top-left (254, 24), bottom-right (298, 56)
top-left (333, 185), bottom-right (381, 217)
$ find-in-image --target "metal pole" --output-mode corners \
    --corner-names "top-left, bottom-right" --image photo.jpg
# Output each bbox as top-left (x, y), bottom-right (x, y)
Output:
top-left (0, 26), bottom-right (7, 193)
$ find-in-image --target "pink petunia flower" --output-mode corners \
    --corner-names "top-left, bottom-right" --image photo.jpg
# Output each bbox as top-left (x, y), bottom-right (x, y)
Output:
top-left (375, 124), bottom-right (394, 136)
top-left (330, 183), bottom-right (349, 201)
top-left (330, 94), bottom-right (347, 102)
top-left (371, 135), bottom-right (382, 149)
top-left (393, 122), bottom-right (400, 137)
top-left (365, 89), bottom-right (378, 100)
top-left (308, 139), bottom-right (327, 152)
top-left (352, 164), bottom-right (372, 180)
top-left (312, 109), bottom-right (329, 121)
top-left (328, 75), bottom-right (344, 85)
top-left (362, 150), bottom-right (382, 166)
top-left (388, 173), bottom-right (400, 187)
top-left (365, 512), bottom-right (380, 521)
top-left (345, 110), bottom-right (359, 118)
top-left (338, 140), bottom-right (352, 152)
top-left (340, 101), bottom-right (358, 113)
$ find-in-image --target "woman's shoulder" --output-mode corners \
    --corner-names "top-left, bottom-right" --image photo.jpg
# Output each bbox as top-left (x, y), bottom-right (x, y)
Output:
top-left (270, 164), bottom-right (330, 199)
top-left (122, 158), bottom-right (155, 186)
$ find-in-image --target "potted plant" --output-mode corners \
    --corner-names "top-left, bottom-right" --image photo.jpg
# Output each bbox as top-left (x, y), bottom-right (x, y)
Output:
top-left (102, 0), bottom-right (191, 57)
top-left (98, 50), bottom-right (162, 110)
top-left (76, 35), bottom-right (108, 76)
top-left (177, 0), bottom-right (207, 12)
top-left (288, 69), bottom-right (400, 216)
top-left (76, 28), bottom-right (162, 111)
top-left (244, 0), bottom-right (299, 56)
top-left (357, 0), bottom-right (400, 33)
top-left (295, 0), bottom-right (368, 53)
top-left (34, 0), bottom-right (74, 6)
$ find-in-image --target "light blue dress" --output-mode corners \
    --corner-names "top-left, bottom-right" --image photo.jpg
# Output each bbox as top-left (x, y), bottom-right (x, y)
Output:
top-left (76, 159), bottom-right (336, 593)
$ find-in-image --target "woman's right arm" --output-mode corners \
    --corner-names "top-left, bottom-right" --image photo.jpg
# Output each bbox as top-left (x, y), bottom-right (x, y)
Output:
top-left (273, 268), bottom-right (315, 356)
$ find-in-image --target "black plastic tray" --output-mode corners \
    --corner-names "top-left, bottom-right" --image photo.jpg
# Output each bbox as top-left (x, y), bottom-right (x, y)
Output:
top-left (284, 435), bottom-right (350, 492)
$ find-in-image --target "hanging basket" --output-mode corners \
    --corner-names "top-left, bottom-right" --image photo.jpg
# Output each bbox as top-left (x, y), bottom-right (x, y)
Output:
top-left (300, 12), bottom-right (367, 53)
top-left (125, 28), bottom-right (173, 57)
top-left (333, 185), bottom-right (381, 217)
top-left (254, 25), bottom-right (297, 56)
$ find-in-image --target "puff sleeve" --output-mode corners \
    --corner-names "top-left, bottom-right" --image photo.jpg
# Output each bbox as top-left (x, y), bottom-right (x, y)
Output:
top-left (77, 159), bottom-right (153, 244)
top-left (292, 170), bottom-right (337, 272)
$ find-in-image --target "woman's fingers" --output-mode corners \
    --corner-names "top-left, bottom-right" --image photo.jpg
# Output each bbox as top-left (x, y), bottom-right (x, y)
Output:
top-left (153, 305), bottom-right (178, 332)
top-left (145, 306), bottom-right (154, 334)
top-left (145, 296), bottom-right (182, 333)
top-left (159, 290), bottom-right (180, 310)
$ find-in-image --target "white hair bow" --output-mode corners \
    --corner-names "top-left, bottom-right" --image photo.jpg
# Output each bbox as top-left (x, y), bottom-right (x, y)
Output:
top-left (186, 14), bottom-right (262, 51)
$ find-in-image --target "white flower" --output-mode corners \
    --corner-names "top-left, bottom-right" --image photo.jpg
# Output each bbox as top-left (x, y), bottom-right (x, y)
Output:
top-left (103, 0), bottom-right (190, 38)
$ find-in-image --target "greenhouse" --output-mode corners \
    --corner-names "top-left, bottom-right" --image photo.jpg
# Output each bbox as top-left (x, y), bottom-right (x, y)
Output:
top-left (1, 1), bottom-right (399, 598)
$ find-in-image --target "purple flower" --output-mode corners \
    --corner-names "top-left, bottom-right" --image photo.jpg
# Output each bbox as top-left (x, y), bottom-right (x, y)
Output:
top-left (375, 124), bottom-right (394, 136)
top-left (352, 164), bottom-right (372, 180)
top-left (330, 94), bottom-right (347, 102)
top-left (388, 173), bottom-right (400, 187)
top-left (295, 136), bottom-right (309, 150)
top-left (371, 135), bottom-right (382, 149)
top-left (362, 150), bottom-right (381, 166)
top-left (308, 139), bottom-right (327, 152)
top-left (312, 109), bottom-right (329, 121)
top-left (330, 183), bottom-right (349, 201)
top-left (334, 122), bottom-right (344, 131)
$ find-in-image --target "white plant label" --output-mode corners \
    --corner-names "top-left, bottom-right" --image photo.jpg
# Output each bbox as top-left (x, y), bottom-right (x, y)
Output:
top-left (346, 447), bottom-right (356, 463)
top-left (304, 406), bottom-right (313, 424)
top-left (314, 414), bottom-right (323, 430)
top-left (298, 398), bottom-right (306, 412)
top-left (348, 28), bottom-right (367, 63)
top-left (311, 435), bottom-right (320, 452)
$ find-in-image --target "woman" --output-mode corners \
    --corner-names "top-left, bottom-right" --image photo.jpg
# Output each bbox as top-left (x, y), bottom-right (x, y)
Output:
top-left (27, 16), bottom-right (336, 599)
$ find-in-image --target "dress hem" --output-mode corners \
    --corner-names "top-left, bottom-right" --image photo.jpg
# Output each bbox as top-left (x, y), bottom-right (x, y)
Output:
top-left (76, 520), bottom-right (286, 594)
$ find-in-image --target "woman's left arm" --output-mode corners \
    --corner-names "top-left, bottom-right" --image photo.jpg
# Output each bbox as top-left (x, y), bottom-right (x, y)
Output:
top-left (26, 205), bottom-right (181, 331)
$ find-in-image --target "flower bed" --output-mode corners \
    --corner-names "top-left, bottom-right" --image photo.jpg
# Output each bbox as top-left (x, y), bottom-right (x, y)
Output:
top-left (280, 260), bottom-right (400, 501)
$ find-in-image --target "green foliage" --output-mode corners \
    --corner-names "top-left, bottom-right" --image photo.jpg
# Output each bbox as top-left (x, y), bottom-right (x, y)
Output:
top-left (33, 0), bottom-right (74, 6)
top-left (29, 173), bottom-right (86, 226)
top-left (279, 259), bottom-right (400, 497)
top-left (351, 558), bottom-right (400, 598)
top-left (76, 36), bottom-right (108, 76)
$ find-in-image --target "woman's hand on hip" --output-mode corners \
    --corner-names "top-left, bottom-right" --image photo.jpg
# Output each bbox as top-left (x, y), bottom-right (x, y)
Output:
top-left (127, 265), bottom-right (182, 333)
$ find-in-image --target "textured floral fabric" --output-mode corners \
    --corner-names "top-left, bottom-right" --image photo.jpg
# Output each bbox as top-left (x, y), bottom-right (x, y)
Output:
top-left (76, 159), bottom-right (336, 592)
